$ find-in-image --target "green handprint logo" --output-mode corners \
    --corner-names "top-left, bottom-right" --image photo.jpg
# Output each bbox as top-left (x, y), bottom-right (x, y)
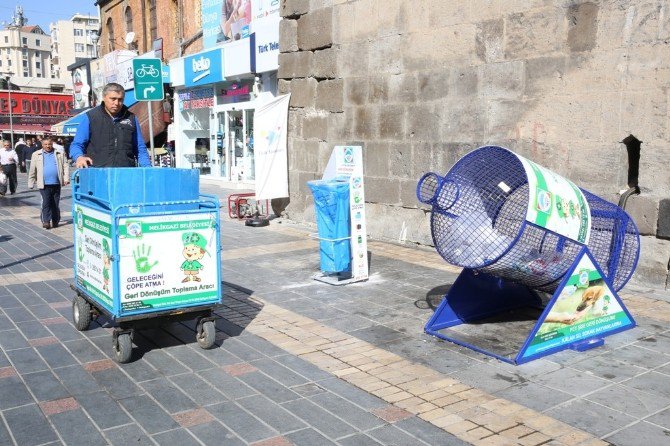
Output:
top-left (133, 243), bottom-right (158, 273)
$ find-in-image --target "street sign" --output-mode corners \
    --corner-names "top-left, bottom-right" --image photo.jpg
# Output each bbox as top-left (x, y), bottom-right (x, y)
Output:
top-left (132, 58), bottom-right (164, 101)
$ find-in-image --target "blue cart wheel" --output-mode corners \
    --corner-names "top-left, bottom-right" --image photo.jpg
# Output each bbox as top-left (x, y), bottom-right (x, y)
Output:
top-left (113, 332), bottom-right (132, 363)
top-left (72, 295), bottom-right (91, 331)
top-left (197, 320), bottom-right (215, 349)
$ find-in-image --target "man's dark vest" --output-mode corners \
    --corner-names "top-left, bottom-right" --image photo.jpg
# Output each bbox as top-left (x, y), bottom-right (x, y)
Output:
top-left (86, 105), bottom-right (137, 167)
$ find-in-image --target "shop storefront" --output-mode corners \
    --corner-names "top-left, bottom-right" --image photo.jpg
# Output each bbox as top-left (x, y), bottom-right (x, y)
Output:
top-left (169, 6), bottom-right (279, 186)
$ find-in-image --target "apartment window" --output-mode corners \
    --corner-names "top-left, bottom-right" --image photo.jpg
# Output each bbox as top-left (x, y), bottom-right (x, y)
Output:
top-left (148, 0), bottom-right (157, 42)
top-left (22, 37), bottom-right (27, 45)
top-left (86, 44), bottom-right (94, 55)
top-left (23, 71), bottom-right (28, 77)
top-left (0, 60), bottom-right (2, 67)
top-left (88, 19), bottom-right (97, 26)
top-left (74, 28), bottom-right (83, 37)
top-left (107, 18), bottom-right (115, 51)
top-left (22, 48), bottom-right (27, 56)
top-left (36, 39), bottom-right (41, 46)
top-left (22, 60), bottom-right (28, 68)
top-left (75, 43), bottom-right (84, 53)
top-left (125, 7), bottom-right (133, 32)
top-left (7, 60), bottom-right (11, 66)
top-left (3, 36), bottom-right (7, 43)
top-left (36, 61), bottom-right (41, 69)
top-left (35, 51), bottom-right (40, 57)
top-left (36, 72), bottom-right (42, 78)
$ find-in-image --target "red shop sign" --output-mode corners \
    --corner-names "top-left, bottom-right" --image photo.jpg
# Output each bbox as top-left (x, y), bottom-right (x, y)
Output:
top-left (0, 92), bottom-right (74, 116)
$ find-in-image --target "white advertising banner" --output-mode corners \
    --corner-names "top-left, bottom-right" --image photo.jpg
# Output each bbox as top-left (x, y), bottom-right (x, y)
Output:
top-left (254, 93), bottom-right (290, 200)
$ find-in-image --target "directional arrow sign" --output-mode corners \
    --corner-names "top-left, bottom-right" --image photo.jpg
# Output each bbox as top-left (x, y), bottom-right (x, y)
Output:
top-left (132, 58), bottom-right (164, 101)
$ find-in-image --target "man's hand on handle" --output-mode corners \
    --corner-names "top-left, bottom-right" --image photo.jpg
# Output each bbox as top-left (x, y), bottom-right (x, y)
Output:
top-left (75, 156), bottom-right (93, 169)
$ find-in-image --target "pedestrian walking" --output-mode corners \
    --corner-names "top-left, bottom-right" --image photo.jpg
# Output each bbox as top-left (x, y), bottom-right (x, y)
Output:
top-left (0, 139), bottom-right (19, 195)
top-left (15, 138), bottom-right (28, 173)
top-left (24, 138), bottom-right (39, 173)
top-left (28, 137), bottom-right (70, 229)
top-left (70, 82), bottom-right (151, 168)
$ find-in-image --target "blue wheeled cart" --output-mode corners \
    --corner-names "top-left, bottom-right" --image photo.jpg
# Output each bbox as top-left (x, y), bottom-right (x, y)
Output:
top-left (70, 168), bottom-right (222, 363)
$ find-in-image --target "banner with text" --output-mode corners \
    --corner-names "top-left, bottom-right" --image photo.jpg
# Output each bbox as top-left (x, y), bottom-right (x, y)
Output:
top-left (118, 212), bottom-right (220, 314)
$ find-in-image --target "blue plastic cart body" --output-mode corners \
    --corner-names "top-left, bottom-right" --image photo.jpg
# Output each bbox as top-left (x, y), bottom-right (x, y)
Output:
top-left (70, 168), bottom-right (222, 362)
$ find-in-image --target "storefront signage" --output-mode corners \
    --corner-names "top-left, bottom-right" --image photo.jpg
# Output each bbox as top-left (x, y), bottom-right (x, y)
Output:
top-left (178, 87), bottom-right (215, 110)
top-left (218, 82), bottom-right (252, 104)
top-left (251, 16), bottom-right (280, 73)
top-left (253, 0), bottom-right (280, 19)
top-left (0, 92), bottom-right (74, 116)
top-left (184, 49), bottom-right (224, 87)
top-left (223, 39), bottom-right (251, 77)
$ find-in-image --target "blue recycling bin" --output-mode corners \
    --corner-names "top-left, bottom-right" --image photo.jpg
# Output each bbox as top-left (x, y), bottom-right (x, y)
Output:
top-left (308, 180), bottom-right (351, 273)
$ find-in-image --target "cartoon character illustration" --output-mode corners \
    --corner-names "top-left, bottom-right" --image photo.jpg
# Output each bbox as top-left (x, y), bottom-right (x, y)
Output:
top-left (180, 232), bottom-right (208, 283)
top-left (102, 238), bottom-right (111, 293)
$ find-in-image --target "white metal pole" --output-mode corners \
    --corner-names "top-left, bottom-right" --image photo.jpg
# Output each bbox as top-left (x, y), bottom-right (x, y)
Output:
top-left (147, 101), bottom-right (155, 165)
top-left (7, 79), bottom-right (14, 147)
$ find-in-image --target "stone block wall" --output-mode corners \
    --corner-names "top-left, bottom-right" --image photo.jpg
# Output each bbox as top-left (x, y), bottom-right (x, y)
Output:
top-left (279, 0), bottom-right (670, 288)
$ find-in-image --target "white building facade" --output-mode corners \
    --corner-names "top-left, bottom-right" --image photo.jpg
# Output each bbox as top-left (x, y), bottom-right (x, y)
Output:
top-left (50, 14), bottom-right (100, 87)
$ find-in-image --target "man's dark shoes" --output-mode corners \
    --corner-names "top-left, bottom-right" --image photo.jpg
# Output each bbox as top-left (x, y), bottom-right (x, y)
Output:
top-left (52, 221), bottom-right (59, 228)
top-left (42, 223), bottom-right (51, 229)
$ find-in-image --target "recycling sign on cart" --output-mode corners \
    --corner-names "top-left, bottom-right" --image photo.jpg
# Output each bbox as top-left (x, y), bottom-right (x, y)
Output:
top-left (132, 58), bottom-right (164, 101)
top-left (117, 212), bottom-right (219, 313)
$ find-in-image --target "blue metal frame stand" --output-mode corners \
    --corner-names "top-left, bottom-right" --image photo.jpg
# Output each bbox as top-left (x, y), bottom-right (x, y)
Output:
top-left (425, 246), bottom-right (636, 364)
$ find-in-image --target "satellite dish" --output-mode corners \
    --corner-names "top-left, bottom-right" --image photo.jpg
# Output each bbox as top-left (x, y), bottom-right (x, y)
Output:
top-left (124, 32), bottom-right (135, 45)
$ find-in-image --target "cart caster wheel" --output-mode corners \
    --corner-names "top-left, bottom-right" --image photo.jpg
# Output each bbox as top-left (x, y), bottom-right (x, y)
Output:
top-left (113, 332), bottom-right (132, 363)
top-left (197, 320), bottom-right (215, 349)
top-left (72, 295), bottom-right (92, 331)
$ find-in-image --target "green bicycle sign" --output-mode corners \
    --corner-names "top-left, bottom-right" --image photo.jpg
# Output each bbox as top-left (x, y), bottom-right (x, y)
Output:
top-left (132, 58), bottom-right (164, 101)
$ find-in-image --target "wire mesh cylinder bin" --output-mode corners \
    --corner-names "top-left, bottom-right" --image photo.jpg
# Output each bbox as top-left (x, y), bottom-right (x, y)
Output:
top-left (417, 146), bottom-right (640, 293)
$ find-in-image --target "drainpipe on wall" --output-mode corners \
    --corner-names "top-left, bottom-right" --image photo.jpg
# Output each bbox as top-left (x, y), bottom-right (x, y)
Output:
top-left (179, 30), bottom-right (203, 57)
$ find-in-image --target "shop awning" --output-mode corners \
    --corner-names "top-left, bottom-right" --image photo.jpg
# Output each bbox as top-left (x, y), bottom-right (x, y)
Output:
top-left (51, 109), bottom-right (90, 135)
top-left (0, 123), bottom-right (56, 134)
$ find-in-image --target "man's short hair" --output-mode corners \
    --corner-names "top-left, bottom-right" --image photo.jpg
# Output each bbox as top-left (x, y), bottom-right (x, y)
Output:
top-left (103, 83), bottom-right (125, 97)
top-left (42, 136), bottom-right (53, 143)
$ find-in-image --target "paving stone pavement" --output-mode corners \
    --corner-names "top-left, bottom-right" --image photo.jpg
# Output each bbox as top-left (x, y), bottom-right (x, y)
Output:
top-left (0, 173), bottom-right (669, 446)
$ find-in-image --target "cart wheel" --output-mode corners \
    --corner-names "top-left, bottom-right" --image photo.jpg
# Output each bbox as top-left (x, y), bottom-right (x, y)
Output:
top-left (72, 295), bottom-right (92, 331)
top-left (113, 332), bottom-right (132, 363)
top-left (197, 320), bottom-right (215, 349)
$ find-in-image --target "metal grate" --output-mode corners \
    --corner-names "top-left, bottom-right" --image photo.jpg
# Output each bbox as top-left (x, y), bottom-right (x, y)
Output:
top-left (417, 146), bottom-right (640, 292)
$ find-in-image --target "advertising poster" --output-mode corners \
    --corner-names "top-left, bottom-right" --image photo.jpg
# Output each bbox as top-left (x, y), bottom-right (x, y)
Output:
top-left (117, 213), bottom-right (219, 313)
top-left (254, 93), bottom-right (289, 200)
top-left (522, 254), bottom-right (633, 359)
top-left (202, 0), bottom-right (252, 49)
top-left (74, 205), bottom-right (114, 310)
top-left (72, 66), bottom-right (90, 109)
top-left (517, 154), bottom-right (591, 244)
